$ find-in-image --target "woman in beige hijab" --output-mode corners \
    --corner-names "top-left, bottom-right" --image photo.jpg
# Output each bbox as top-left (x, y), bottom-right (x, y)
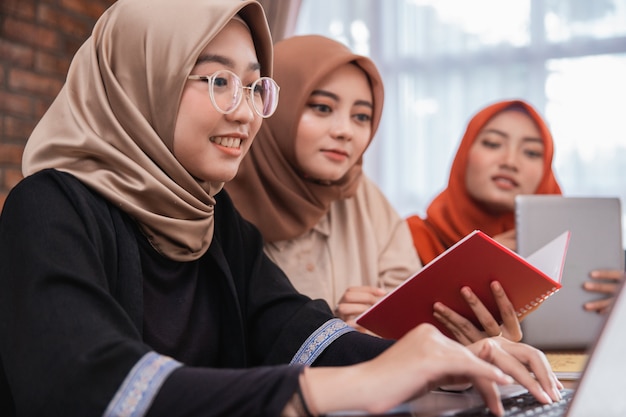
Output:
top-left (226, 35), bottom-right (422, 330)
top-left (0, 0), bottom-right (564, 415)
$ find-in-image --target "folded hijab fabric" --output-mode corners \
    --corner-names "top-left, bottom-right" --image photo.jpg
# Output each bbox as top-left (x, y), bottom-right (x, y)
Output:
top-left (21, 0), bottom-right (273, 261)
top-left (225, 35), bottom-right (385, 242)
top-left (407, 99), bottom-right (562, 264)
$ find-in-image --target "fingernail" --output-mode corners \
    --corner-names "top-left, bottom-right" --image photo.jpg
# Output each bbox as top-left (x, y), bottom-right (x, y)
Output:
top-left (542, 391), bottom-right (553, 404)
top-left (553, 388), bottom-right (562, 401)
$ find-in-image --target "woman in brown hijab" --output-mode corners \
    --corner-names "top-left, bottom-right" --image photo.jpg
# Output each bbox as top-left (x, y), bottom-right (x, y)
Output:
top-left (0, 1), bottom-right (565, 415)
top-left (226, 35), bottom-right (422, 330)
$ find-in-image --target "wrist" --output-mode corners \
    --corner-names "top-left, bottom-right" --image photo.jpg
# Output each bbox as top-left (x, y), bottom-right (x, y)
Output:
top-left (297, 367), bottom-right (321, 416)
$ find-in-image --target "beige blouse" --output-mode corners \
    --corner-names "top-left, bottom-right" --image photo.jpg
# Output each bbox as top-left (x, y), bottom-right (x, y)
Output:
top-left (264, 176), bottom-right (422, 308)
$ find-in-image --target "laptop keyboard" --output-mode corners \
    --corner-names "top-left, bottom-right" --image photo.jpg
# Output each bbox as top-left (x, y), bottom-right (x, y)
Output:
top-left (450, 389), bottom-right (574, 416)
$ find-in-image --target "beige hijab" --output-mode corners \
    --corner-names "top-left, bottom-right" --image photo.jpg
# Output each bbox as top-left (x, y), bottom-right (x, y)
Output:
top-left (225, 35), bottom-right (384, 242)
top-left (22, 0), bottom-right (273, 261)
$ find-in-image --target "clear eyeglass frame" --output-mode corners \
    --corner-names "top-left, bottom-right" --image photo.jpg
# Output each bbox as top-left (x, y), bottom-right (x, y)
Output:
top-left (187, 69), bottom-right (280, 118)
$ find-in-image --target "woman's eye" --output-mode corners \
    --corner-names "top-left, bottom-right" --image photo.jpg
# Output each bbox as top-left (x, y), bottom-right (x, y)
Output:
top-left (252, 83), bottom-right (265, 96)
top-left (309, 103), bottom-right (331, 113)
top-left (213, 77), bottom-right (229, 88)
top-left (480, 139), bottom-right (500, 149)
top-left (524, 149), bottom-right (544, 159)
top-left (354, 113), bottom-right (372, 123)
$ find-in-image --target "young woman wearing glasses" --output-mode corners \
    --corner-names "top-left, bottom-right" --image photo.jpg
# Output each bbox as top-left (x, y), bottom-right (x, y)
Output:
top-left (0, 1), bottom-right (563, 416)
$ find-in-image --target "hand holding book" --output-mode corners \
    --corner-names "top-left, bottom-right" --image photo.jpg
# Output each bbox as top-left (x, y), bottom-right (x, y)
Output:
top-left (432, 280), bottom-right (523, 344)
top-left (356, 230), bottom-right (570, 340)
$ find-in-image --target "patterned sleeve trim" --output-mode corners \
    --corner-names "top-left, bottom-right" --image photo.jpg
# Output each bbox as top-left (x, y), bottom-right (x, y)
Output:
top-left (103, 351), bottom-right (182, 417)
top-left (290, 318), bottom-right (355, 365)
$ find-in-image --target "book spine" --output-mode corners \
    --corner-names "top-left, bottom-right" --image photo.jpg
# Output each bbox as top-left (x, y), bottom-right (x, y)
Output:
top-left (516, 286), bottom-right (560, 317)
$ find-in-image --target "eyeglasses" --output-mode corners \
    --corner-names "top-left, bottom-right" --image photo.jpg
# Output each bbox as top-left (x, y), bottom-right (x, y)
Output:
top-left (187, 70), bottom-right (280, 118)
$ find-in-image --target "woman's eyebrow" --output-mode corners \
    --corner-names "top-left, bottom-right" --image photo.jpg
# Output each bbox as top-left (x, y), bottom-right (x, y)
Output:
top-left (311, 89), bottom-right (339, 101)
top-left (196, 54), bottom-right (261, 72)
top-left (354, 99), bottom-right (373, 109)
top-left (481, 128), bottom-right (508, 138)
top-left (311, 90), bottom-right (373, 109)
top-left (481, 128), bottom-right (544, 145)
top-left (523, 136), bottom-right (544, 145)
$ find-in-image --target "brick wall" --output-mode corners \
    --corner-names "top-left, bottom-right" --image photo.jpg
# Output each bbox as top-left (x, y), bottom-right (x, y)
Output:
top-left (0, 0), bottom-right (116, 212)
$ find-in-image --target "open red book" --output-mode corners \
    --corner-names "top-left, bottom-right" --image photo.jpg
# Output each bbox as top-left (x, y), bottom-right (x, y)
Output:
top-left (356, 230), bottom-right (570, 340)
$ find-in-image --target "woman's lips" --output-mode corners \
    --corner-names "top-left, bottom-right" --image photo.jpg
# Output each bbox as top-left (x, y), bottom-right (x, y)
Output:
top-left (321, 148), bottom-right (349, 161)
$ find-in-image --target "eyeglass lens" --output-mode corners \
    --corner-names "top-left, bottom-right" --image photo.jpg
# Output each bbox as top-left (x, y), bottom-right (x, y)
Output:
top-left (209, 70), bottom-right (278, 118)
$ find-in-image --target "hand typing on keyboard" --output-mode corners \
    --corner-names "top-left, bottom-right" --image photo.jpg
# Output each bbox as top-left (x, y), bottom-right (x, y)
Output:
top-left (451, 389), bottom-right (574, 416)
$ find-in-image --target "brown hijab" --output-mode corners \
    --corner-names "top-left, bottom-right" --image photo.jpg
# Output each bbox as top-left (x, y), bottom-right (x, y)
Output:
top-left (225, 35), bottom-right (384, 242)
top-left (407, 99), bottom-right (562, 264)
top-left (21, 0), bottom-right (273, 261)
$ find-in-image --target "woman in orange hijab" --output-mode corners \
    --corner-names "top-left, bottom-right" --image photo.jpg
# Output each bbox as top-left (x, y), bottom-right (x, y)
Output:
top-left (408, 100), bottom-right (561, 264)
top-left (407, 99), bottom-right (622, 319)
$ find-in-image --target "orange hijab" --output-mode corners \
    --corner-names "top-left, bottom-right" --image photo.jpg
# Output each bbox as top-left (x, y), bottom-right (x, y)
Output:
top-left (407, 99), bottom-right (562, 264)
top-left (225, 35), bottom-right (384, 242)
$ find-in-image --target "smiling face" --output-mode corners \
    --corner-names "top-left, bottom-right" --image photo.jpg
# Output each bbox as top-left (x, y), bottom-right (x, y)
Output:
top-left (293, 63), bottom-right (373, 182)
top-left (465, 109), bottom-right (545, 213)
top-left (173, 19), bottom-right (263, 184)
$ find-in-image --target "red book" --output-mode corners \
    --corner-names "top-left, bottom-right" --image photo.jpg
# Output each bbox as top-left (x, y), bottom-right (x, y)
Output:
top-left (356, 230), bottom-right (569, 340)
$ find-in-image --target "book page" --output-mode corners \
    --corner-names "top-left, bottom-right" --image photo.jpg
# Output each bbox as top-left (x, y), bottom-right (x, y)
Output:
top-left (525, 230), bottom-right (570, 283)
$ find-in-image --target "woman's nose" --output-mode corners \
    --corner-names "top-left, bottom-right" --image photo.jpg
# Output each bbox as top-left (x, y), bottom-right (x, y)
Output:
top-left (500, 148), bottom-right (519, 170)
top-left (225, 93), bottom-right (256, 124)
top-left (329, 114), bottom-right (353, 141)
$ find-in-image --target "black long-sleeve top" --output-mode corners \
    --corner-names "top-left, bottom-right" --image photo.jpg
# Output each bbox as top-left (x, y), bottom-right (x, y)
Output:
top-left (0, 169), bottom-right (392, 417)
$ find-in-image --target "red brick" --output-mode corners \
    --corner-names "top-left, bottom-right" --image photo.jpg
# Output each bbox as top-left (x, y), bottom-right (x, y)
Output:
top-left (8, 68), bottom-right (64, 97)
top-left (0, 91), bottom-right (33, 116)
top-left (38, 4), bottom-right (93, 38)
top-left (36, 51), bottom-right (71, 76)
top-left (64, 37), bottom-right (86, 57)
top-left (0, 39), bottom-right (35, 68)
top-left (60, 0), bottom-right (112, 20)
top-left (3, 168), bottom-right (24, 189)
top-left (2, 0), bottom-right (35, 20)
top-left (0, 143), bottom-right (24, 164)
top-left (4, 116), bottom-right (36, 142)
top-left (3, 18), bottom-right (63, 52)
top-left (35, 97), bottom-right (55, 119)
top-left (0, 192), bottom-right (7, 214)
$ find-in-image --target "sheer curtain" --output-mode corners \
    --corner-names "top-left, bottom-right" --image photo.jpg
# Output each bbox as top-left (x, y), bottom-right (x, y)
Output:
top-left (257, 0), bottom-right (302, 41)
top-left (295, 0), bottom-right (626, 246)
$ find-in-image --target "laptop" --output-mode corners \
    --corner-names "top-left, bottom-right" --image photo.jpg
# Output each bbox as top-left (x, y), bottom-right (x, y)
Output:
top-left (515, 195), bottom-right (624, 349)
top-left (330, 277), bottom-right (626, 416)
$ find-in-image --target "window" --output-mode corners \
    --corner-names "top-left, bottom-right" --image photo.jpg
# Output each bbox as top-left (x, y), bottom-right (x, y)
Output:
top-left (296, 0), bottom-right (626, 246)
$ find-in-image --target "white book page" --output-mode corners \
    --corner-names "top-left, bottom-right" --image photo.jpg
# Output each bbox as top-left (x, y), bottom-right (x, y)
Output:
top-left (525, 230), bottom-right (571, 283)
